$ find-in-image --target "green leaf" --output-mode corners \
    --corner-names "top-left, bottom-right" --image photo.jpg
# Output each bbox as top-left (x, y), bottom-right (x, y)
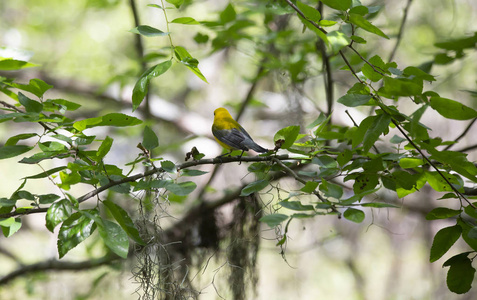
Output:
top-left (426, 172), bottom-right (461, 192)
top-left (435, 33), bottom-right (477, 51)
top-left (381, 77), bottom-right (423, 97)
top-left (220, 3), bottom-right (236, 24)
top-left (312, 155), bottom-right (338, 169)
top-left (10, 78), bottom-right (52, 98)
top-left (444, 253), bottom-right (476, 294)
top-left (301, 181), bottom-right (319, 193)
top-left (274, 125), bottom-right (300, 149)
top-left (103, 200), bottom-right (145, 245)
top-left (260, 213), bottom-right (289, 227)
top-left (362, 113), bottom-right (391, 152)
top-left (97, 136), bottom-right (113, 159)
top-left (5, 133), bottom-right (37, 146)
top-left (58, 211), bottom-right (97, 258)
top-left (338, 94), bottom-right (372, 107)
top-left (279, 200), bottom-right (315, 211)
top-left (296, 1), bottom-right (321, 22)
top-left (327, 30), bottom-right (351, 54)
top-left (142, 126), bottom-right (159, 150)
top-left (362, 55), bottom-right (386, 82)
top-left (348, 13), bottom-right (389, 39)
top-left (464, 203), bottom-right (477, 219)
top-left (46, 199), bottom-right (73, 232)
top-left (161, 160), bottom-right (176, 172)
top-left (45, 99), bottom-right (81, 112)
top-left (343, 208), bottom-right (365, 223)
top-left (38, 193), bottom-right (60, 204)
top-left (97, 219), bottom-right (129, 258)
top-left (351, 35), bottom-right (366, 44)
top-left (165, 0), bottom-right (184, 8)
top-left (429, 97), bottom-right (477, 120)
top-left (241, 179), bottom-right (269, 196)
top-left (171, 17), bottom-right (200, 25)
top-left (457, 218), bottom-right (477, 251)
top-left (0, 217), bottom-right (22, 237)
top-left (319, 180), bottom-right (343, 199)
top-left (430, 225), bottom-right (462, 262)
top-left (18, 92), bottom-right (43, 113)
top-left (0, 58), bottom-right (38, 70)
top-left (403, 66), bottom-right (436, 82)
top-left (181, 169), bottom-right (208, 177)
top-left (165, 181), bottom-right (197, 196)
top-left (399, 157), bottom-right (423, 169)
top-left (19, 151), bottom-right (70, 164)
top-left (129, 25), bottom-right (169, 37)
top-left (73, 113), bottom-right (142, 131)
top-left (174, 46), bottom-right (208, 83)
top-left (0, 145), bottom-right (33, 159)
top-left (426, 208), bottom-right (462, 220)
top-left (360, 202), bottom-right (399, 208)
top-left (132, 60), bottom-right (172, 111)
top-left (319, 0), bottom-right (352, 11)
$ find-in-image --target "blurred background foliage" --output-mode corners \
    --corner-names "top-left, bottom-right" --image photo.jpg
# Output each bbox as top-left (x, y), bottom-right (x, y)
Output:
top-left (1, 0), bottom-right (477, 299)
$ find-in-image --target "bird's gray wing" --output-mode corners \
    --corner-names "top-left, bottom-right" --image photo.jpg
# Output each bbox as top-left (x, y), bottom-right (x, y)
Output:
top-left (213, 127), bottom-right (249, 151)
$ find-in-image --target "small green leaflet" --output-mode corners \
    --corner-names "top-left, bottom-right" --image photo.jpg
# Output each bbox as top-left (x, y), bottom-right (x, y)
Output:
top-left (103, 200), bottom-right (145, 246)
top-left (132, 60), bottom-right (172, 111)
top-left (260, 213), bottom-right (289, 227)
top-left (73, 113), bottom-right (142, 131)
top-left (425, 207), bottom-right (461, 220)
top-left (0, 217), bottom-right (22, 237)
top-left (327, 30), bottom-right (351, 54)
top-left (57, 211), bottom-right (97, 258)
top-left (174, 46), bottom-right (208, 83)
top-left (171, 17), bottom-right (200, 25)
top-left (18, 92), bottom-right (43, 113)
top-left (241, 179), bottom-right (269, 196)
top-left (0, 58), bottom-right (38, 70)
top-left (319, 0), bottom-right (352, 11)
top-left (97, 219), bottom-right (129, 259)
top-left (129, 25), bottom-right (169, 37)
top-left (9, 78), bottom-right (52, 98)
top-left (142, 126), bottom-right (159, 150)
top-left (165, 0), bottom-right (184, 9)
top-left (274, 125), bottom-right (300, 149)
top-left (46, 199), bottom-right (73, 232)
top-left (165, 181), bottom-right (197, 196)
top-left (279, 200), bottom-right (314, 211)
top-left (0, 145), bottom-right (33, 160)
top-left (429, 97), bottom-right (477, 120)
top-left (443, 253), bottom-right (476, 294)
top-left (338, 94), bottom-right (372, 107)
top-left (348, 14), bottom-right (389, 39)
top-left (343, 208), bottom-right (365, 223)
top-left (430, 224), bottom-right (462, 262)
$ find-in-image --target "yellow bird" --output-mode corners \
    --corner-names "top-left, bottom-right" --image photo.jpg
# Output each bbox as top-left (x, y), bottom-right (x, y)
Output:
top-left (212, 107), bottom-right (268, 157)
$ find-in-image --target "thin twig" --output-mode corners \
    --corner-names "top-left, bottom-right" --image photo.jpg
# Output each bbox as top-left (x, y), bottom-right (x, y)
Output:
top-left (388, 0), bottom-right (413, 62)
top-left (444, 118), bottom-right (477, 151)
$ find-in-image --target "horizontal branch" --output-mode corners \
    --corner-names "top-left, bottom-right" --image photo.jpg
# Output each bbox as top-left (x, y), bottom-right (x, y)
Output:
top-left (0, 255), bottom-right (119, 286)
top-left (0, 154), bottom-right (296, 218)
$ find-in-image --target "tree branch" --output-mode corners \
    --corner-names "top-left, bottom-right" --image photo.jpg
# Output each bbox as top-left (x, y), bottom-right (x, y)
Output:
top-left (0, 255), bottom-right (120, 286)
top-left (444, 118), bottom-right (477, 151)
top-left (387, 0), bottom-right (413, 63)
top-left (0, 154), bottom-right (297, 218)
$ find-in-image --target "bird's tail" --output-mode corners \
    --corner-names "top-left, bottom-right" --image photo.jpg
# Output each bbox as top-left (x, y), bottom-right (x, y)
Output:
top-left (250, 142), bottom-right (268, 153)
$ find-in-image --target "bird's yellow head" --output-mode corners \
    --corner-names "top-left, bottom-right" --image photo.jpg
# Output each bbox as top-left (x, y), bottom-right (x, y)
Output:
top-left (213, 107), bottom-right (233, 119)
